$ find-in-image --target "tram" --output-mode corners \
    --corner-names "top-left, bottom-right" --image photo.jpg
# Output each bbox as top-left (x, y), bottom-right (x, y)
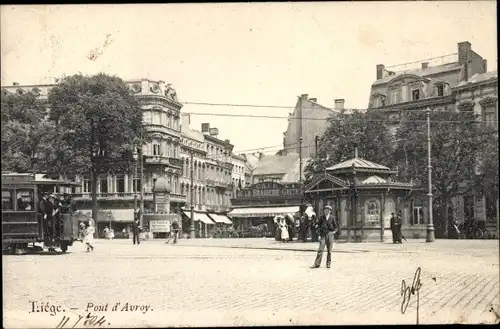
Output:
top-left (1, 172), bottom-right (80, 254)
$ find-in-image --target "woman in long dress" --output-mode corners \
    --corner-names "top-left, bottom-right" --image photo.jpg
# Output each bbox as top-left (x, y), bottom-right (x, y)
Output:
top-left (280, 218), bottom-right (289, 242)
top-left (84, 219), bottom-right (95, 252)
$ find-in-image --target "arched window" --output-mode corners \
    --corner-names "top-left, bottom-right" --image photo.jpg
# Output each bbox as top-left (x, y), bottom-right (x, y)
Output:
top-left (365, 199), bottom-right (381, 226)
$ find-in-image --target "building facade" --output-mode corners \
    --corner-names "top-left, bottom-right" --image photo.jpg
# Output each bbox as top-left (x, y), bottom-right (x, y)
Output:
top-left (368, 41), bottom-right (488, 136)
top-left (282, 94), bottom-right (341, 158)
top-left (2, 79), bottom-right (240, 236)
top-left (453, 70), bottom-right (499, 235)
top-left (231, 153), bottom-right (246, 197)
top-left (367, 41), bottom-right (497, 237)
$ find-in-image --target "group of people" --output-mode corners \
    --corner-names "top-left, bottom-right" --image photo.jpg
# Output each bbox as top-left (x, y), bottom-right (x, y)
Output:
top-left (38, 193), bottom-right (75, 243)
top-left (275, 215), bottom-right (294, 242)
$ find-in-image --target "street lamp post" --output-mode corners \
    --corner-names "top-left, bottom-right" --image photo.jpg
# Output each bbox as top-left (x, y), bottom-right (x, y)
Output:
top-left (133, 149), bottom-right (138, 217)
top-left (426, 109), bottom-right (436, 242)
top-left (189, 151), bottom-right (195, 239)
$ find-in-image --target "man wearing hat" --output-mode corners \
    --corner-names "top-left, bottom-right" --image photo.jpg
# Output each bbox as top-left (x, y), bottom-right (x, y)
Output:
top-left (311, 205), bottom-right (339, 269)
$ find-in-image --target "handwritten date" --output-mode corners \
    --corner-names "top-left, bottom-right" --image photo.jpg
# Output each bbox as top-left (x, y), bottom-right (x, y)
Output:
top-left (55, 313), bottom-right (108, 328)
top-left (400, 267), bottom-right (423, 315)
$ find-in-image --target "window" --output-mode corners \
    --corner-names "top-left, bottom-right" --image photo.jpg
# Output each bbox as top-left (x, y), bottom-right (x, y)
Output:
top-left (153, 141), bottom-right (161, 156)
top-left (372, 96), bottom-right (380, 108)
top-left (152, 112), bottom-right (161, 125)
top-left (364, 199), bottom-right (380, 226)
top-left (486, 194), bottom-right (497, 223)
top-left (143, 112), bottom-right (151, 124)
top-left (16, 190), bottom-right (34, 211)
top-left (483, 105), bottom-right (496, 129)
top-left (99, 176), bottom-right (109, 193)
top-left (133, 176), bottom-right (141, 193)
top-left (412, 206), bottom-right (424, 225)
top-left (83, 175), bottom-right (92, 193)
top-left (412, 89), bottom-right (420, 101)
top-left (391, 90), bottom-right (400, 104)
top-left (2, 190), bottom-right (13, 210)
top-left (437, 84), bottom-right (444, 97)
top-left (116, 175), bottom-right (125, 194)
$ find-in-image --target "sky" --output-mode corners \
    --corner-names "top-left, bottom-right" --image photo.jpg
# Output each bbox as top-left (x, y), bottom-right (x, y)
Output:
top-left (1, 2), bottom-right (497, 154)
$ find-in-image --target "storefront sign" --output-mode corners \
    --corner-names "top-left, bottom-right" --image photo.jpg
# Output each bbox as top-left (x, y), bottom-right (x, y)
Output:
top-left (236, 182), bottom-right (302, 199)
top-left (150, 219), bottom-right (170, 233)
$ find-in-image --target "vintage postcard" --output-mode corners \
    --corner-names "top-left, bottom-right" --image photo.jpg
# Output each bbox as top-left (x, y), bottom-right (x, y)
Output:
top-left (1, 2), bottom-right (498, 327)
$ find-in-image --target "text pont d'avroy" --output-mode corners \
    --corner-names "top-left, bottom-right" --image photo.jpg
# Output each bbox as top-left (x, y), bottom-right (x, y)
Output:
top-left (86, 302), bottom-right (152, 314)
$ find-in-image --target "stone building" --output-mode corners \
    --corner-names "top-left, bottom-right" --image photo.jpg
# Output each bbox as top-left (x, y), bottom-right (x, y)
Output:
top-left (368, 41), bottom-right (488, 136)
top-left (231, 153), bottom-right (246, 197)
top-left (178, 116), bottom-right (233, 237)
top-left (453, 70), bottom-right (498, 235)
top-left (367, 40), bottom-right (497, 237)
top-left (282, 94), bottom-right (342, 158)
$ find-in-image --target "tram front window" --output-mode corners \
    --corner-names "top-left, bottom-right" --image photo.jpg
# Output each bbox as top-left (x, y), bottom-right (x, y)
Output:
top-left (16, 190), bottom-right (34, 211)
top-left (2, 190), bottom-right (13, 210)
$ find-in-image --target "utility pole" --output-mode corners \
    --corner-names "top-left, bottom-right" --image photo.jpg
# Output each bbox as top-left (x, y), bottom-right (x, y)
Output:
top-left (426, 109), bottom-right (435, 242)
top-left (189, 151), bottom-right (195, 239)
top-left (91, 118), bottom-right (98, 238)
top-left (139, 134), bottom-right (145, 229)
top-left (133, 148), bottom-right (138, 218)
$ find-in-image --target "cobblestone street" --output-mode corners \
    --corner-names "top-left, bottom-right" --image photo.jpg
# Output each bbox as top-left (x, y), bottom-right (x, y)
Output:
top-left (3, 238), bottom-right (499, 327)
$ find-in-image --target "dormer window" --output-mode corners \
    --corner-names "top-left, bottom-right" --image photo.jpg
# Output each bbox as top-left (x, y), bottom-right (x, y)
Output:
top-left (437, 84), bottom-right (444, 97)
top-left (412, 89), bottom-right (420, 101)
top-left (390, 90), bottom-right (400, 104)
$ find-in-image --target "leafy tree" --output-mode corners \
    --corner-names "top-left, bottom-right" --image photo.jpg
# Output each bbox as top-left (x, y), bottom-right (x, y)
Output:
top-left (394, 110), bottom-right (487, 236)
top-left (477, 127), bottom-right (499, 224)
top-left (1, 91), bottom-right (56, 173)
top-left (304, 109), bottom-right (394, 183)
top-left (47, 73), bottom-right (148, 222)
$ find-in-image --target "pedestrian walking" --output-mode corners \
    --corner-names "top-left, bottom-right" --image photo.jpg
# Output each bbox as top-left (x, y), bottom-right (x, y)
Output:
top-left (84, 219), bottom-right (95, 252)
top-left (164, 220), bottom-right (172, 243)
top-left (311, 205), bottom-right (339, 269)
top-left (285, 214), bottom-right (294, 242)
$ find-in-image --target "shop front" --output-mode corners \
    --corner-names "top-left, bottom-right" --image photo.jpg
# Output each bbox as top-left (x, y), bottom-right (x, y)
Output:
top-left (181, 210), bottom-right (215, 238)
top-left (75, 209), bottom-right (134, 238)
top-left (305, 153), bottom-right (426, 242)
top-left (228, 182), bottom-right (304, 236)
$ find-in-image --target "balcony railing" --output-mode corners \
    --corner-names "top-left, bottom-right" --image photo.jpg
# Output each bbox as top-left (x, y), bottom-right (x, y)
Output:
top-left (72, 191), bottom-right (186, 202)
top-left (144, 155), bottom-right (183, 168)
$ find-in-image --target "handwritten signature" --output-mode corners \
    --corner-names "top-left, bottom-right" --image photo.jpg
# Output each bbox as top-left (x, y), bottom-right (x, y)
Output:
top-left (55, 313), bottom-right (108, 328)
top-left (400, 267), bottom-right (423, 315)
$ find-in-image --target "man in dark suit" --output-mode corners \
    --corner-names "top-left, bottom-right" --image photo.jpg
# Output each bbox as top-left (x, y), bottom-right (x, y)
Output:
top-left (311, 205), bottom-right (339, 269)
top-left (390, 212), bottom-right (397, 243)
top-left (132, 210), bottom-right (141, 245)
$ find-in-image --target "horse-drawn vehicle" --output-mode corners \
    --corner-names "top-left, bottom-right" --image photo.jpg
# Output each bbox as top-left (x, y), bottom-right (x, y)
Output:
top-left (2, 172), bottom-right (80, 254)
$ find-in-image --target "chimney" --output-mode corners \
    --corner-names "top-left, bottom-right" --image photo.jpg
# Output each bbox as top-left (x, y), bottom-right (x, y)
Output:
top-left (13, 82), bottom-right (19, 86)
top-left (421, 62), bottom-right (429, 69)
top-left (225, 139), bottom-right (230, 144)
top-left (181, 113), bottom-right (190, 127)
top-left (201, 123), bottom-right (210, 133)
top-left (482, 59), bottom-right (487, 73)
top-left (300, 94), bottom-right (308, 102)
top-left (376, 64), bottom-right (385, 80)
top-left (458, 41), bottom-right (472, 65)
top-left (334, 99), bottom-right (345, 110)
top-left (309, 98), bottom-right (317, 103)
top-left (259, 152), bottom-right (263, 160)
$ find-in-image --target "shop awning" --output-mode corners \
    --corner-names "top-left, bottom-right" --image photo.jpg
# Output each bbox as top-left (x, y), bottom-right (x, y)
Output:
top-left (208, 213), bottom-right (232, 225)
top-left (76, 209), bottom-right (134, 223)
top-left (182, 211), bottom-right (215, 225)
top-left (228, 206), bottom-right (299, 218)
